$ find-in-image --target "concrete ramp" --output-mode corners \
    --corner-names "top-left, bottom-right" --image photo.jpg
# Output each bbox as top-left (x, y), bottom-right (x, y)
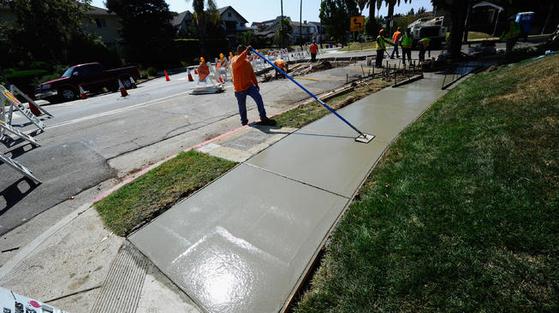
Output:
top-left (130, 74), bottom-right (446, 313)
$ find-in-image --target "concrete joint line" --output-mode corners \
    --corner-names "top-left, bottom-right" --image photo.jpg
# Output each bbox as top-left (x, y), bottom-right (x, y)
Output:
top-left (244, 163), bottom-right (351, 200)
top-left (0, 203), bottom-right (92, 279)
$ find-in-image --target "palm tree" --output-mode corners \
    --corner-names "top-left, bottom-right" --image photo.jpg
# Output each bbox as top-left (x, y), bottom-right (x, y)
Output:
top-left (188, 0), bottom-right (220, 55)
top-left (385, 0), bottom-right (412, 34)
top-left (356, 0), bottom-right (382, 35)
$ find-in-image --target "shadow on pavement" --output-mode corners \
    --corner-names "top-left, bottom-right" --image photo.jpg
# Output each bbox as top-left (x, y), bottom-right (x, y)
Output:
top-left (0, 177), bottom-right (39, 216)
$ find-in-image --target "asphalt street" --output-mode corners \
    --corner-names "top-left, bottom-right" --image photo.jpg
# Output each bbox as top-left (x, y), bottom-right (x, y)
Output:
top-left (0, 59), bottom-right (368, 235)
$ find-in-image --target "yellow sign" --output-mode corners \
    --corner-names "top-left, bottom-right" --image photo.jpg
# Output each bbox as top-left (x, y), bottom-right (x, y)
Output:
top-left (350, 16), bottom-right (365, 32)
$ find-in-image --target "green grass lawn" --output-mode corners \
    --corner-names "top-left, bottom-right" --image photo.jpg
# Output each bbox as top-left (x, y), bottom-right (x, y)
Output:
top-left (275, 79), bottom-right (390, 128)
top-left (295, 55), bottom-right (559, 312)
top-left (95, 151), bottom-right (236, 236)
top-left (341, 41), bottom-right (377, 51)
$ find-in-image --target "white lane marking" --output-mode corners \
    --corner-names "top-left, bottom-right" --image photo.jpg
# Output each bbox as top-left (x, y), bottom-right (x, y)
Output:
top-left (48, 91), bottom-right (191, 130)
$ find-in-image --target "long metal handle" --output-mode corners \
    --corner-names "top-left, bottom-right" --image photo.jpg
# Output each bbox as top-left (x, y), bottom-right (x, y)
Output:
top-left (250, 48), bottom-right (365, 137)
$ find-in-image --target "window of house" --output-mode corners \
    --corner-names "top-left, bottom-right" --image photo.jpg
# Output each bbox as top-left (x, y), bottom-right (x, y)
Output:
top-left (228, 12), bottom-right (232, 17)
top-left (95, 18), bottom-right (107, 28)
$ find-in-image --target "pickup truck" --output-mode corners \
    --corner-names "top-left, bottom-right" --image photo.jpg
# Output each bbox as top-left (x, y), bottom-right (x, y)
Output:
top-left (35, 62), bottom-right (140, 102)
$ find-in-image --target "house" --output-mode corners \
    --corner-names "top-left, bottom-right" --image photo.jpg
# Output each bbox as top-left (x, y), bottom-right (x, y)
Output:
top-left (0, 4), bottom-right (122, 48)
top-left (291, 21), bottom-right (321, 44)
top-left (173, 10), bottom-right (194, 36)
top-left (172, 6), bottom-right (249, 45)
top-left (80, 6), bottom-right (122, 48)
top-left (252, 17), bottom-right (323, 45)
top-left (218, 6), bottom-right (249, 36)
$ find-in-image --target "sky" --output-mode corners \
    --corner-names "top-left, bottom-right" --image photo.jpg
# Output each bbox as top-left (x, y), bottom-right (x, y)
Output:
top-left (91, 0), bottom-right (433, 24)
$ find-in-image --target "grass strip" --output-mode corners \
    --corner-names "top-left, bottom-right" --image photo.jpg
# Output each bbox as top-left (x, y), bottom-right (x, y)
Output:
top-left (95, 150), bottom-right (236, 236)
top-left (296, 55), bottom-right (559, 312)
top-left (275, 79), bottom-right (390, 128)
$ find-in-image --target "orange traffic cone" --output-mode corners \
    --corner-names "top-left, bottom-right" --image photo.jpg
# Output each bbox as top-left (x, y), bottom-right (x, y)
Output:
top-left (118, 79), bottom-right (128, 97)
top-left (164, 70), bottom-right (170, 81)
top-left (187, 69), bottom-right (194, 82)
top-left (28, 102), bottom-right (42, 116)
top-left (79, 85), bottom-right (88, 99)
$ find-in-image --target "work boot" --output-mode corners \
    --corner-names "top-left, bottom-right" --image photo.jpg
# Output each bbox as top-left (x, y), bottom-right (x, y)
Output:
top-left (259, 118), bottom-right (277, 126)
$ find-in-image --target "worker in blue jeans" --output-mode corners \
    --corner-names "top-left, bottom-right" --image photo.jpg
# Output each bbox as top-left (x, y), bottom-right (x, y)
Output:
top-left (231, 45), bottom-right (276, 126)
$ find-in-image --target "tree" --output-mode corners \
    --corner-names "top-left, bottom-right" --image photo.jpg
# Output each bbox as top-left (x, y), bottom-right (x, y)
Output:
top-left (274, 19), bottom-right (292, 47)
top-left (188, 0), bottom-right (220, 55)
top-left (407, 8), bottom-right (415, 15)
top-left (431, 0), bottom-right (469, 59)
top-left (4, 0), bottom-right (92, 63)
top-left (385, 0), bottom-right (412, 34)
top-left (106, 0), bottom-right (175, 66)
top-left (320, 0), bottom-right (359, 44)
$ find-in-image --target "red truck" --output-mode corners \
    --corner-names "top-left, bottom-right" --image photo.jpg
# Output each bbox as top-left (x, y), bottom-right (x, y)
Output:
top-left (35, 62), bottom-right (140, 102)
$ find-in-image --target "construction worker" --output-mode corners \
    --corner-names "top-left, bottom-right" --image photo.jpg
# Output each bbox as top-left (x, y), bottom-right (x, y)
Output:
top-left (217, 53), bottom-right (229, 82)
top-left (418, 37), bottom-right (431, 62)
top-left (309, 41), bottom-right (319, 62)
top-left (197, 57), bottom-right (210, 82)
top-left (274, 58), bottom-right (288, 79)
top-left (501, 19), bottom-right (521, 55)
top-left (401, 30), bottom-right (413, 66)
top-left (375, 28), bottom-right (393, 68)
top-left (390, 27), bottom-right (402, 59)
top-left (231, 45), bottom-right (276, 126)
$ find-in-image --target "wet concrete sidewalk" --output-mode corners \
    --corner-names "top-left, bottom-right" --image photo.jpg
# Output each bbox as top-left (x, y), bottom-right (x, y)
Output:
top-left (129, 73), bottom-right (447, 313)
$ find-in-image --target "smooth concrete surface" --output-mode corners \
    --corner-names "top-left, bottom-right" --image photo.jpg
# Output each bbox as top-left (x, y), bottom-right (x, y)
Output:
top-left (130, 164), bottom-right (347, 313)
top-left (248, 74), bottom-right (446, 198)
top-left (131, 73), bottom-right (447, 313)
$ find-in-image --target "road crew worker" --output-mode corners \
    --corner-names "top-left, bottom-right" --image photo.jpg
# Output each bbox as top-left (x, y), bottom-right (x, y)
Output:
top-left (418, 37), bottom-right (431, 62)
top-left (501, 19), bottom-right (521, 55)
top-left (390, 27), bottom-right (402, 59)
top-left (273, 58), bottom-right (288, 79)
top-left (375, 28), bottom-right (394, 68)
top-left (197, 57), bottom-right (210, 82)
top-left (401, 30), bottom-right (413, 66)
top-left (231, 45), bottom-right (276, 126)
top-left (309, 41), bottom-right (319, 62)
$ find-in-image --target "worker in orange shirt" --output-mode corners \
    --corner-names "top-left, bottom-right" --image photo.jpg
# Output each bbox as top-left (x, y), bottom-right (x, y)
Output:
top-left (197, 57), bottom-right (210, 82)
top-left (231, 45), bottom-right (276, 126)
top-left (390, 27), bottom-right (402, 59)
top-left (309, 41), bottom-right (319, 62)
top-left (274, 58), bottom-right (288, 79)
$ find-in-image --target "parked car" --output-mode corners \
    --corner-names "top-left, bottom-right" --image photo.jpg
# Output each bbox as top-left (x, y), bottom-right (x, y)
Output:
top-left (35, 62), bottom-right (140, 102)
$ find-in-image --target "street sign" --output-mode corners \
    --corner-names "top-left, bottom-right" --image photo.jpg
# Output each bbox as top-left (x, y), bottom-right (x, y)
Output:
top-left (0, 154), bottom-right (41, 183)
top-left (350, 16), bottom-right (366, 32)
top-left (0, 119), bottom-right (40, 147)
top-left (0, 84), bottom-right (45, 131)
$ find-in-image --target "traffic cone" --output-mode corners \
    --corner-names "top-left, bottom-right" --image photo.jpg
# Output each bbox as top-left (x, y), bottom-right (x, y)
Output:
top-left (118, 79), bottom-right (128, 97)
top-left (28, 102), bottom-right (42, 116)
top-left (164, 70), bottom-right (170, 81)
top-left (129, 76), bottom-right (137, 88)
top-left (187, 69), bottom-right (194, 82)
top-left (79, 85), bottom-right (88, 99)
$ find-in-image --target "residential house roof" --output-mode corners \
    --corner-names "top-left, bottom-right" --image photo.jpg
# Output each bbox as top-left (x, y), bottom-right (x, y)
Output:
top-left (172, 10), bottom-right (192, 27)
top-left (217, 6), bottom-right (248, 24)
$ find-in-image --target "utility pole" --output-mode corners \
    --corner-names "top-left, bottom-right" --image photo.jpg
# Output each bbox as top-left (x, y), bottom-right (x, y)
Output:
top-left (300, 0), bottom-right (303, 46)
top-left (280, 0), bottom-right (284, 48)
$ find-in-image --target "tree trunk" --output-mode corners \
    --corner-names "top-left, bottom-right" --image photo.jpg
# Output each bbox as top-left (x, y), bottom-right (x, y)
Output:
top-left (387, 0), bottom-right (395, 34)
top-left (447, 0), bottom-right (469, 59)
top-left (366, 0), bottom-right (377, 35)
top-left (541, 1), bottom-right (556, 34)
